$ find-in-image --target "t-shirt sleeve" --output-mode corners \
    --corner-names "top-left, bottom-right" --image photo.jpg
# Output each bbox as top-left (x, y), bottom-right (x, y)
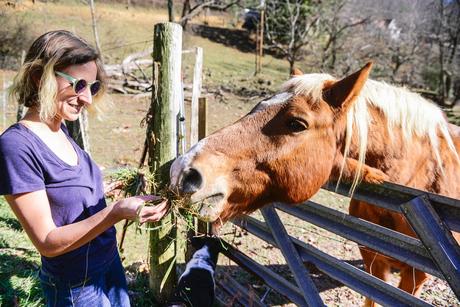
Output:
top-left (0, 133), bottom-right (45, 195)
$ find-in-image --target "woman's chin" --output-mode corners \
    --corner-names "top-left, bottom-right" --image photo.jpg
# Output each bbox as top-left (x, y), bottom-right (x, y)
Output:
top-left (64, 115), bottom-right (80, 122)
top-left (62, 110), bottom-right (82, 121)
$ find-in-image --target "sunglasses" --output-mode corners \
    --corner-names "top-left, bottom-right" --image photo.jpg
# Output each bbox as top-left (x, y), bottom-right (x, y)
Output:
top-left (55, 71), bottom-right (101, 96)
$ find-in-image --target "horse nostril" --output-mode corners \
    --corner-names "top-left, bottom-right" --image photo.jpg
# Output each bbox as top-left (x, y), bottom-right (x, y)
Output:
top-left (180, 168), bottom-right (203, 194)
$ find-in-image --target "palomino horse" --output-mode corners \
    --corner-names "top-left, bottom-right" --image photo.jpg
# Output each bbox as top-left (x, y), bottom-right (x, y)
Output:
top-left (170, 63), bottom-right (460, 304)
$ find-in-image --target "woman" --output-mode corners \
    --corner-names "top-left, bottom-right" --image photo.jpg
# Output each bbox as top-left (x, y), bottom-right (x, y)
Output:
top-left (0, 30), bottom-right (169, 306)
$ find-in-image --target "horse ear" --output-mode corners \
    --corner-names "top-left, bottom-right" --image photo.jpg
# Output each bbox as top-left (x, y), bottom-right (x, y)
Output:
top-left (291, 68), bottom-right (304, 76)
top-left (323, 62), bottom-right (373, 110)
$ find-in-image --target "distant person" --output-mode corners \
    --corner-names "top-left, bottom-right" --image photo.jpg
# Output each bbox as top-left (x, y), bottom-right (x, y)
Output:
top-left (0, 30), bottom-right (169, 307)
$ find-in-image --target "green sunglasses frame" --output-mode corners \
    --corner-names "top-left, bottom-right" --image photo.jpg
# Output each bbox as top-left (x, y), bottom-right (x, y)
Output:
top-left (55, 71), bottom-right (101, 96)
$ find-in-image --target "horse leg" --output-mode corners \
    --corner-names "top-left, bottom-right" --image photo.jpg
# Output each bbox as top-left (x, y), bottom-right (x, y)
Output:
top-left (398, 266), bottom-right (429, 297)
top-left (350, 200), bottom-right (391, 307)
top-left (360, 248), bottom-right (391, 307)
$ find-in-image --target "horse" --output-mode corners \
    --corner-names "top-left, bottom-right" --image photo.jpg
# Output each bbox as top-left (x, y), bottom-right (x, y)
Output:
top-left (170, 62), bottom-right (460, 305)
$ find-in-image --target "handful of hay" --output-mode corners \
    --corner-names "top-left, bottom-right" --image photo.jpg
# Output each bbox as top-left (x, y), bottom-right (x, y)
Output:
top-left (106, 167), bottom-right (203, 233)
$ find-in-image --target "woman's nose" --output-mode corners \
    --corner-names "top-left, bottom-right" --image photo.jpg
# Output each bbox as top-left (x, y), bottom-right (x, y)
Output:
top-left (78, 88), bottom-right (93, 105)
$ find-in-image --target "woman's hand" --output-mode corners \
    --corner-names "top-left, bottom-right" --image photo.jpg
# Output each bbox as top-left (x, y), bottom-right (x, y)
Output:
top-left (113, 195), bottom-right (170, 223)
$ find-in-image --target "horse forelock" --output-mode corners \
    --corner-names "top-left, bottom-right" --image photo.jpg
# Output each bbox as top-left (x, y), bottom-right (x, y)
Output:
top-left (281, 73), bottom-right (336, 105)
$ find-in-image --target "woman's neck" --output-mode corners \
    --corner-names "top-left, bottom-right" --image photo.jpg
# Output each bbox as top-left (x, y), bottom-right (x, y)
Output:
top-left (21, 108), bottom-right (62, 132)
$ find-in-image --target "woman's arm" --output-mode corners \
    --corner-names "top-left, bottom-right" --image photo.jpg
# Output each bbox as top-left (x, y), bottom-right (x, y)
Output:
top-left (5, 190), bottom-right (168, 257)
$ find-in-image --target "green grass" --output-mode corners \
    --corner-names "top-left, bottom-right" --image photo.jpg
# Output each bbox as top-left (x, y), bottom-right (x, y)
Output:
top-left (6, 0), bottom-right (290, 87)
top-left (0, 196), bottom-right (165, 306)
top-left (0, 197), bottom-right (43, 307)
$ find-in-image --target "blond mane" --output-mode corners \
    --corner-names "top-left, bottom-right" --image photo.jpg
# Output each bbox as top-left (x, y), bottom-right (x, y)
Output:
top-left (282, 74), bottom-right (460, 193)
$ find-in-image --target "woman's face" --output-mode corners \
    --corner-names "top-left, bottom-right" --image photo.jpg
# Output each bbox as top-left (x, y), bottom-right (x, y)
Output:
top-left (54, 61), bottom-right (98, 122)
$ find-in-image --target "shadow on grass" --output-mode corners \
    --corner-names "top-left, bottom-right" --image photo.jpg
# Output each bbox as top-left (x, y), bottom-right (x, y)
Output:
top-left (190, 24), bottom-right (281, 58)
top-left (0, 250), bottom-right (43, 307)
top-left (214, 260), bottom-right (364, 306)
top-left (125, 262), bottom-right (161, 307)
top-left (125, 259), bottom-right (363, 306)
top-left (0, 216), bottom-right (22, 232)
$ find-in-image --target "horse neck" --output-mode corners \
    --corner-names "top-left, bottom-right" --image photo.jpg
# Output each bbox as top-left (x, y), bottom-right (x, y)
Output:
top-left (347, 106), bottom-right (460, 196)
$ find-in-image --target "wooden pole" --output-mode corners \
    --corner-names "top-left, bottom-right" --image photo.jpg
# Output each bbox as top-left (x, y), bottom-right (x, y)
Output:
top-left (255, 8), bottom-right (265, 74)
top-left (185, 96), bottom-right (208, 262)
top-left (197, 97), bottom-right (209, 235)
top-left (190, 47), bottom-right (203, 146)
top-left (198, 97), bottom-right (207, 140)
top-left (255, 19), bottom-right (260, 75)
top-left (147, 22), bottom-right (182, 303)
top-left (258, 9), bottom-right (265, 73)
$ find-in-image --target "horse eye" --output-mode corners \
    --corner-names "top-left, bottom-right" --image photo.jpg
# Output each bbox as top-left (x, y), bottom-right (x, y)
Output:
top-left (287, 118), bottom-right (308, 133)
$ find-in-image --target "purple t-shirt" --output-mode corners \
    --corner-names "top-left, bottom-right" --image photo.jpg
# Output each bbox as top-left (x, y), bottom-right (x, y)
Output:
top-left (0, 123), bottom-right (117, 282)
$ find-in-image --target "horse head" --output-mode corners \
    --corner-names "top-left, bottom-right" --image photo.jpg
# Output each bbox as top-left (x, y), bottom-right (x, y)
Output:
top-left (170, 63), bottom-right (375, 223)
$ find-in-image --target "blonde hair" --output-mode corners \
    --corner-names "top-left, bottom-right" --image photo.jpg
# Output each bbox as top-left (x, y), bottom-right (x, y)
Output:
top-left (282, 74), bottom-right (460, 194)
top-left (10, 30), bottom-right (107, 122)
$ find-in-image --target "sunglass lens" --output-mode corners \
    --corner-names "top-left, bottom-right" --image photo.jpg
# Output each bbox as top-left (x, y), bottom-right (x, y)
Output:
top-left (90, 81), bottom-right (101, 96)
top-left (75, 79), bottom-right (87, 94)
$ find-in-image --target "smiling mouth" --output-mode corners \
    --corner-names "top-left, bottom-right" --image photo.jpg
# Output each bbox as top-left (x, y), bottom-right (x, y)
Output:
top-left (68, 102), bottom-right (82, 113)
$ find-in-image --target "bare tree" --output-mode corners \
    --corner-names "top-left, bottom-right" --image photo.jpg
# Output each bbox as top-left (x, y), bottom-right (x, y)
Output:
top-left (314, 0), bottom-right (368, 73)
top-left (431, 0), bottom-right (460, 104)
top-left (179, 0), bottom-right (242, 29)
top-left (264, 0), bottom-right (320, 73)
top-left (332, 0), bottom-right (436, 87)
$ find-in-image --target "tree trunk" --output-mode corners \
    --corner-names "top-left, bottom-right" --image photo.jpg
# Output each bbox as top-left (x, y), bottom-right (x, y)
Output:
top-left (89, 0), bottom-right (103, 59)
top-left (181, 0), bottom-right (191, 30)
top-left (168, 0), bottom-right (175, 22)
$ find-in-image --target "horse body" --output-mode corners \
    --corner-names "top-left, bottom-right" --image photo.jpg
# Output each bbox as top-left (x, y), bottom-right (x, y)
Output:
top-left (170, 63), bottom-right (460, 303)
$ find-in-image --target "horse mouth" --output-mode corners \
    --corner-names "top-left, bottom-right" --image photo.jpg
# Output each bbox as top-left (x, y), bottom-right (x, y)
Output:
top-left (189, 193), bottom-right (226, 222)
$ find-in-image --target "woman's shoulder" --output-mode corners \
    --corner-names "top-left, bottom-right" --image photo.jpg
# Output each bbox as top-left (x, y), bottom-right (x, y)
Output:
top-left (0, 123), bottom-right (35, 152)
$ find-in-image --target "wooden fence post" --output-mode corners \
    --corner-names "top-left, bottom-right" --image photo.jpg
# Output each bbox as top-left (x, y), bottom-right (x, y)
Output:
top-left (190, 47), bottom-right (203, 146)
top-left (198, 97), bottom-right (207, 140)
top-left (185, 96), bottom-right (208, 261)
top-left (147, 22), bottom-right (182, 303)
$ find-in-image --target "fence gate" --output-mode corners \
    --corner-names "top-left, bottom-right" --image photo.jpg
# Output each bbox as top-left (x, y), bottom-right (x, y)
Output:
top-left (216, 181), bottom-right (460, 306)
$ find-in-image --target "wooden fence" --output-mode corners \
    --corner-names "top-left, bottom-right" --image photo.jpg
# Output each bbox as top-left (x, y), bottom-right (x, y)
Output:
top-left (144, 22), bottom-right (460, 306)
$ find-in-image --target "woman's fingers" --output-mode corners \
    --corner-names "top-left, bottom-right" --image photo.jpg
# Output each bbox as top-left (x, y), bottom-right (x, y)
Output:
top-left (135, 194), bottom-right (163, 202)
top-left (138, 199), bottom-right (170, 223)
